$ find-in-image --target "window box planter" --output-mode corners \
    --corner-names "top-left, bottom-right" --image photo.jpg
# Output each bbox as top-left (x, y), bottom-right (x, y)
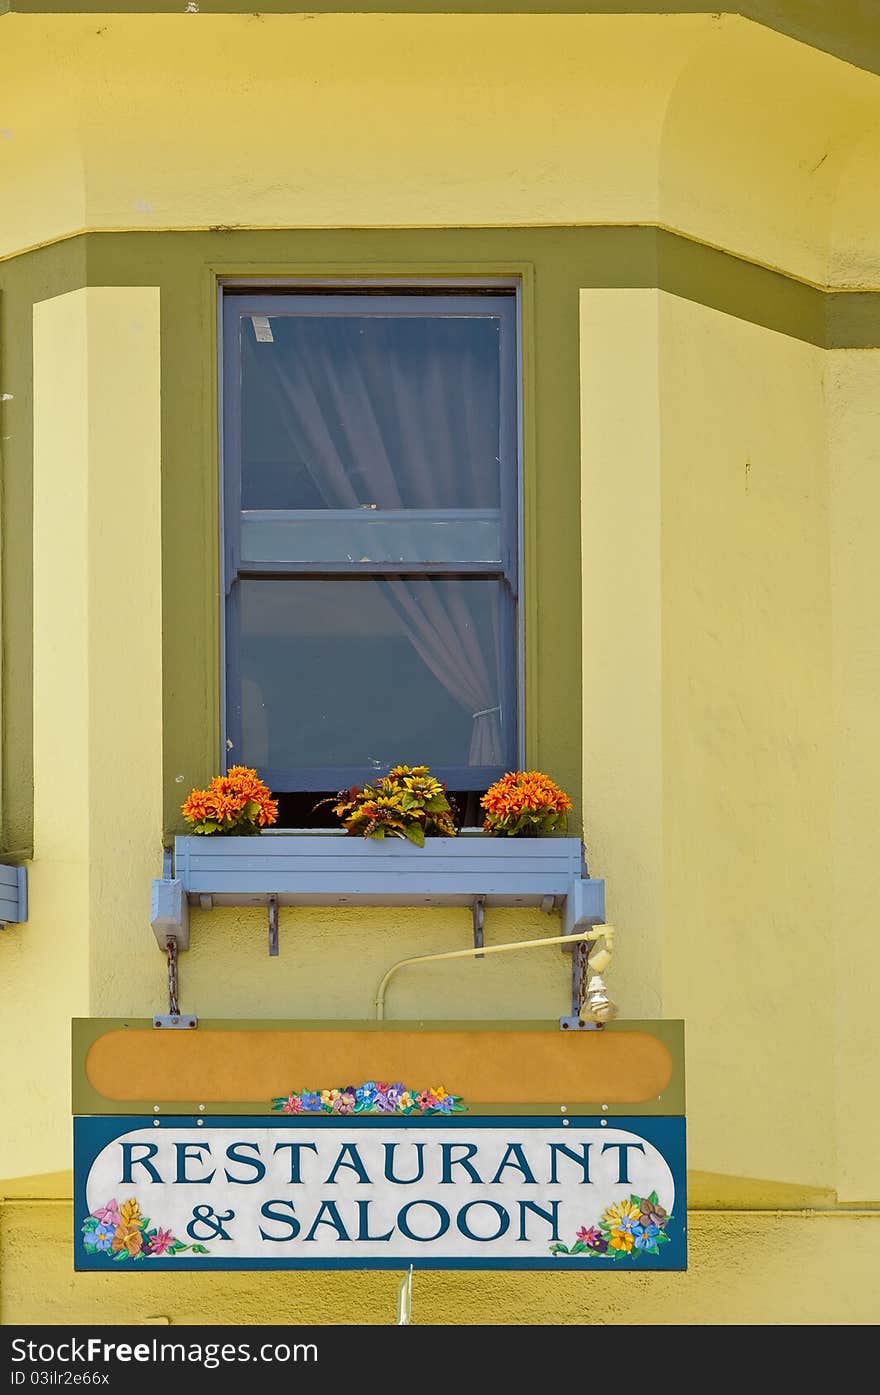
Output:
top-left (150, 833), bottom-right (604, 952)
top-left (0, 863), bottom-right (27, 927)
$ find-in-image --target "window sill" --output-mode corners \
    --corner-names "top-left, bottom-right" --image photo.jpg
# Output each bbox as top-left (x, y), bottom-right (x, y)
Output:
top-left (0, 863), bottom-right (27, 927)
top-left (150, 833), bottom-right (604, 951)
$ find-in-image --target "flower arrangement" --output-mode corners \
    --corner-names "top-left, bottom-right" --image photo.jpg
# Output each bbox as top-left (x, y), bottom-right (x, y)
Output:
top-left (549, 1191), bottom-right (672, 1260)
top-left (81, 1197), bottom-right (209, 1261)
top-left (181, 766), bottom-right (278, 836)
top-left (271, 1081), bottom-right (465, 1115)
top-left (326, 764), bottom-right (456, 846)
top-left (481, 770), bottom-right (572, 836)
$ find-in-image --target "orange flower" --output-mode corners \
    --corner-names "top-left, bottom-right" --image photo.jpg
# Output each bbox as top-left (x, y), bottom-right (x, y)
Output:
top-left (111, 1224), bottom-right (143, 1257)
top-left (181, 767), bottom-right (278, 833)
top-left (481, 771), bottom-right (572, 836)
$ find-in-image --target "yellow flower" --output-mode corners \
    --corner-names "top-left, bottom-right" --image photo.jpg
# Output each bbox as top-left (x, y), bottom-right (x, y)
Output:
top-left (429, 1086), bottom-right (448, 1101)
top-left (119, 1198), bottom-right (142, 1227)
top-left (601, 1199), bottom-right (640, 1229)
top-left (398, 1091), bottom-right (413, 1110)
top-left (609, 1229), bottom-right (635, 1252)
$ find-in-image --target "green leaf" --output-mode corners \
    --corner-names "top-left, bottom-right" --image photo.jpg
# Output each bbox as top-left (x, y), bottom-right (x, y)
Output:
top-left (569, 1242), bottom-right (588, 1254)
top-left (630, 1195), bottom-right (641, 1207)
top-left (368, 828), bottom-right (385, 840)
top-left (549, 1244), bottom-right (570, 1256)
top-left (657, 1230), bottom-right (671, 1244)
top-left (404, 823), bottom-right (425, 847)
top-left (81, 1218), bottom-right (99, 1232)
top-left (190, 1244), bottom-right (210, 1255)
top-left (112, 1251), bottom-right (128, 1263)
top-left (82, 1242), bottom-right (98, 1255)
top-left (646, 1244), bottom-right (660, 1255)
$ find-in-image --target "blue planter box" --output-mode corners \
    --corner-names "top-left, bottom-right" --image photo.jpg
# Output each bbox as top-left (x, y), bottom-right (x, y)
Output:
top-left (151, 834), bottom-right (604, 951)
top-left (0, 864), bottom-right (27, 927)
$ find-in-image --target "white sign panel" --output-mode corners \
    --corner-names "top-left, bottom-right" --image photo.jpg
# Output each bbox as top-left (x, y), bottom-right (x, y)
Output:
top-left (75, 1117), bottom-right (686, 1270)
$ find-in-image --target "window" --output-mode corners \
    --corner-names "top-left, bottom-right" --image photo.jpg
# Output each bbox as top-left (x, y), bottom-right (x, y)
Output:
top-left (221, 286), bottom-right (521, 825)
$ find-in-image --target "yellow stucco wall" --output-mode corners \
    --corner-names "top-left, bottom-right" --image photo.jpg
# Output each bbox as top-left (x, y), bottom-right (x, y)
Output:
top-left (4, 287), bottom-right (164, 1183)
top-left (828, 346), bottom-right (880, 1204)
top-left (2, 1203), bottom-right (879, 1327)
top-left (1, 7), bottom-right (879, 1325)
top-left (2, 12), bottom-right (880, 287)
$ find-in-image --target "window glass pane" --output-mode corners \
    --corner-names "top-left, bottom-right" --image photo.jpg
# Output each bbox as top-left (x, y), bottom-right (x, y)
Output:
top-left (240, 512), bottom-right (502, 565)
top-left (230, 578), bottom-right (513, 782)
top-left (239, 312), bottom-right (503, 511)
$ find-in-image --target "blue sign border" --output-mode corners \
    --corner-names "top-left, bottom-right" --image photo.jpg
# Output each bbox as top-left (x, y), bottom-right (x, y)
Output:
top-left (74, 1114), bottom-right (686, 1271)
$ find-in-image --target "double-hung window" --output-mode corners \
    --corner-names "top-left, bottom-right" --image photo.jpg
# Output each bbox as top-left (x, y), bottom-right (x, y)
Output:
top-left (222, 286), bottom-right (521, 824)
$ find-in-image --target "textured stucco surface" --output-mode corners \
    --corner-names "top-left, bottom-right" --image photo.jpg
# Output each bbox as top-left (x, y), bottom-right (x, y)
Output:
top-left (1, 13), bottom-right (880, 286)
top-left (2, 6), bottom-right (880, 1325)
top-left (2, 1203), bottom-right (878, 1326)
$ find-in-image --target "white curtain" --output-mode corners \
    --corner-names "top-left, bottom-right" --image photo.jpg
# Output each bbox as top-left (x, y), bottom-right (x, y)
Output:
top-left (258, 316), bottom-right (505, 766)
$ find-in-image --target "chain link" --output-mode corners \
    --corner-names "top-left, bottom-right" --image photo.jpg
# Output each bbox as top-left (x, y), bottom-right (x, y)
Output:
top-left (572, 939), bottom-right (589, 1019)
top-left (166, 937), bottom-right (180, 1017)
top-left (579, 938), bottom-right (589, 1012)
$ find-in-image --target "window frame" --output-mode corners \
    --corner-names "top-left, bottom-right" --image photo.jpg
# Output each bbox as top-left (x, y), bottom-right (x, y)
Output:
top-left (218, 281), bottom-right (526, 801)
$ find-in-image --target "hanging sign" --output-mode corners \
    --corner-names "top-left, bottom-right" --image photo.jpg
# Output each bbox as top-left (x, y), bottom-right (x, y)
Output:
top-left (74, 1114), bottom-right (686, 1271)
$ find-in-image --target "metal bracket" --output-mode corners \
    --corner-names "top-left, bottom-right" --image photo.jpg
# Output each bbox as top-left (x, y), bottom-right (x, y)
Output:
top-left (268, 894), bottom-right (279, 957)
top-left (153, 1013), bottom-right (198, 1029)
top-left (150, 875), bottom-right (190, 951)
top-left (472, 896), bottom-right (485, 958)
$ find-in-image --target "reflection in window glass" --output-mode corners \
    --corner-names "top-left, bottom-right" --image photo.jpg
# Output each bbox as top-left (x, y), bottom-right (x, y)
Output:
top-left (240, 315), bottom-right (502, 511)
top-left (232, 578), bottom-right (511, 782)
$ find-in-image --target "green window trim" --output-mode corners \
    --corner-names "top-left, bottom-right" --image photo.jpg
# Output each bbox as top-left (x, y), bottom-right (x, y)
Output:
top-left (1, 229), bottom-right (587, 846)
top-left (6, 222), bottom-right (880, 854)
top-left (177, 240), bottom-right (579, 838)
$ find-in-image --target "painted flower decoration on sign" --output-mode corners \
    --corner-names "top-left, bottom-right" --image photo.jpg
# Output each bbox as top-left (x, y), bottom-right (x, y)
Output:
top-left (550, 1191), bottom-right (673, 1260)
top-left (81, 1198), bottom-right (210, 1261)
top-left (271, 1082), bottom-right (465, 1116)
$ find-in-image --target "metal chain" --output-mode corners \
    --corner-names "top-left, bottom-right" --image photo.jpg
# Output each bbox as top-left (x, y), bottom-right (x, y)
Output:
top-left (579, 938), bottom-right (589, 1012)
top-left (166, 937), bottom-right (180, 1017)
top-left (572, 939), bottom-right (589, 1019)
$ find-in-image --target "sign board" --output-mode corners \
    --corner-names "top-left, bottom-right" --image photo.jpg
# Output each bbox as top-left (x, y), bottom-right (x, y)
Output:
top-left (74, 1114), bottom-right (686, 1271)
top-left (72, 1018), bottom-right (686, 1273)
